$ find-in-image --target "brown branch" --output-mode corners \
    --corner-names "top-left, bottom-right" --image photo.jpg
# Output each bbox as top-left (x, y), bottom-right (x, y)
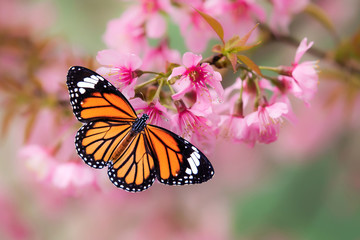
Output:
top-left (259, 24), bottom-right (360, 76)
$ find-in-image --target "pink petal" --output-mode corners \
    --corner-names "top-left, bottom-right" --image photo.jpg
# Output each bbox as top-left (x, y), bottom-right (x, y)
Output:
top-left (146, 13), bottom-right (166, 38)
top-left (246, 111), bottom-right (260, 126)
top-left (96, 67), bottom-right (120, 83)
top-left (169, 66), bottom-right (186, 78)
top-left (292, 62), bottom-right (318, 102)
top-left (52, 163), bottom-right (73, 188)
top-left (184, 29), bottom-right (210, 53)
top-left (172, 78), bottom-right (193, 100)
top-left (207, 75), bottom-right (224, 101)
top-left (96, 49), bottom-right (123, 66)
top-left (153, 100), bottom-right (168, 113)
top-left (293, 61), bottom-right (318, 81)
top-left (120, 79), bottom-right (137, 98)
top-left (249, 2), bottom-right (266, 22)
top-left (96, 66), bottom-right (110, 76)
top-left (191, 91), bottom-right (213, 116)
top-left (269, 11), bottom-right (291, 34)
top-left (267, 102), bottom-right (288, 119)
top-left (225, 77), bottom-right (242, 93)
top-left (129, 98), bottom-right (148, 110)
top-left (124, 53), bottom-right (142, 69)
top-left (182, 52), bottom-right (202, 68)
top-left (103, 10), bottom-right (146, 55)
top-left (294, 38), bottom-right (314, 63)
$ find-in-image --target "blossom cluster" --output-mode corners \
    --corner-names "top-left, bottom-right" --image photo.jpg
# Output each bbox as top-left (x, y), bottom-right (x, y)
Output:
top-left (96, 0), bottom-right (319, 149)
top-left (98, 39), bottom-right (318, 148)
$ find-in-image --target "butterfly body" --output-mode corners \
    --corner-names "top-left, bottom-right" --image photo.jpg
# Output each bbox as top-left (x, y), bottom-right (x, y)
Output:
top-left (109, 114), bottom-right (149, 163)
top-left (67, 66), bottom-right (214, 192)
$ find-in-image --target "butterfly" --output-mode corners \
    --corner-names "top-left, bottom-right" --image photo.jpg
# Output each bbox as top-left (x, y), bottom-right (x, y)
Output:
top-left (66, 66), bottom-right (214, 192)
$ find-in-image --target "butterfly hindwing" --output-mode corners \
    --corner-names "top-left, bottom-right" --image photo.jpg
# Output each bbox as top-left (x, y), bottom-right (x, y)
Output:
top-left (107, 132), bottom-right (157, 192)
top-left (75, 120), bottom-right (133, 169)
top-left (145, 125), bottom-right (214, 186)
top-left (67, 66), bottom-right (137, 123)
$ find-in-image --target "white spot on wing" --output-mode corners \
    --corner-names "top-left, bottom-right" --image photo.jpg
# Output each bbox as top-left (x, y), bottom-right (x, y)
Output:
top-left (77, 81), bottom-right (95, 89)
top-left (79, 88), bottom-right (86, 94)
top-left (191, 146), bottom-right (199, 152)
top-left (84, 77), bottom-right (98, 84)
top-left (191, 152), bottom-right (200, 166)
top-left (185, 168), bottom-right (192, 175)
top-left (90, 75), bottom-right (99, 80)
top-left (187, 156), bottom-right (198, 174)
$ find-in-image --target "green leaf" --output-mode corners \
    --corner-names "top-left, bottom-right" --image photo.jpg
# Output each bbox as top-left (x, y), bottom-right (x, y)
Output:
top-left (225, 35), bottom-right (241, 50)
top-left (233, 41), bottom-right (262, 52)
top-left (212, 44), bottom-right (222, 53)
top-left (305, 3), bottom-right (336, 35)
top-left (224, 24), bottom-right (260, 53)
top-left (227, 53), bottom-right (238, 72)
top-left (238, 55), bottom-right (263, 77)
top-left (194, 8), bottom-right (225, 45)
top-left (237, 23), bottom-right (259, 47)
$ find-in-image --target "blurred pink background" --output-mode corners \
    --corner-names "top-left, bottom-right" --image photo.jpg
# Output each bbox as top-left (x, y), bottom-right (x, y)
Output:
top-left (1, 0), bottom-right (360, 239)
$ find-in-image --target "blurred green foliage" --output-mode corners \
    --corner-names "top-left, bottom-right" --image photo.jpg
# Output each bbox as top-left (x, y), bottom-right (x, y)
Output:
top-left (233, 148), bottom-right (360, 240)
top-left (47, 0), bottom-right (122, 53)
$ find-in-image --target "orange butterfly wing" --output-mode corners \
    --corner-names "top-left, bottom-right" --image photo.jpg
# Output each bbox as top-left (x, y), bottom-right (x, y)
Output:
top-left (67, 66), bottom-right (137, 122)
top-left (145, 125), bottom-right (214, 185)
top-left (107, 131), bottom-right (157, 192)
top-left (75, 120), bottom-right (133, 169)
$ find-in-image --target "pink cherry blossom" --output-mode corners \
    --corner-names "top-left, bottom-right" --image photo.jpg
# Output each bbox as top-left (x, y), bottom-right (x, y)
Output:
top-left (130, 98), bottom-right (171, 129)
top-left (269, 0), bottom-right (309, 34)
top-left (139, 0), bottom-right (171, 38)
top-left (103, 7), bottom-right (147, 54)
top-left (97, 50), bottom-right (142, 98)
top-left (246, 102), bottom-right (289, 144)
top-left (169, 52), bottom-right (223, 111)
top-left (51, 162), bottom-right (97, 190)
top-left (214, 77), bottom-right (261, 146)
top-left (218, 115), bottom-right (245, 141)
top-left (142, 40), bottom-right (181, 71)
top-left (214, 77), bottom-right (253, 115)
top-left (170, 2), bottom-right (216, 52)
top-left (103, 1), bottom-right (171, 54)
top-left (209, 0), bottom-right (266, 41)
top-left (279, 38), bottom-right (318, 104)
top-left (172, 100), bottom-right (212, 138)
top-left (18, 144), bottom-right (56, 182)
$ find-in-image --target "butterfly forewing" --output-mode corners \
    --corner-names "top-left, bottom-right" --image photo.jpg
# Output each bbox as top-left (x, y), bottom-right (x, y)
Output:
top-left (67, 66), bottom-right (137, 122)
